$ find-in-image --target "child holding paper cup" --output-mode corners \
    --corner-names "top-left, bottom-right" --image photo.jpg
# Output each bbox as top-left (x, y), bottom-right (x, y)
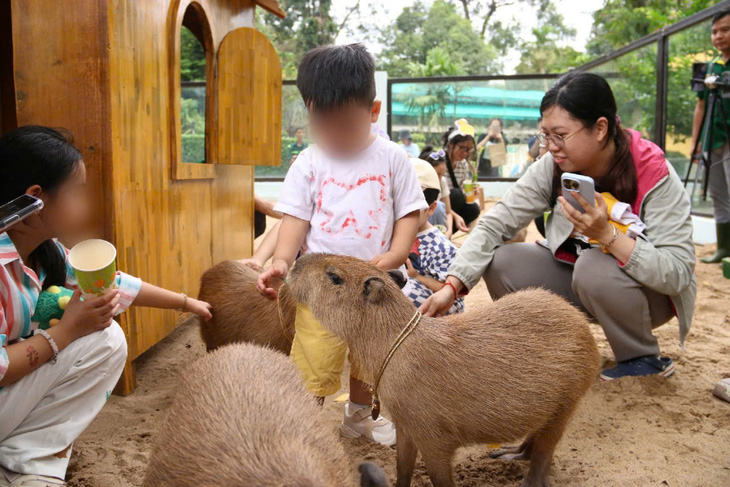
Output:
top-left (0, 126), bottom-right (212, 486)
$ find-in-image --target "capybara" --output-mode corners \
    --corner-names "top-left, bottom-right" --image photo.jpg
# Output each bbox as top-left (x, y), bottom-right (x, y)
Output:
top-left (287, 253), bottom-right (600, 487)
top-left (143, 343), bottom-right (388, 487)
top-left (198, 260), bottom-right (295, 353)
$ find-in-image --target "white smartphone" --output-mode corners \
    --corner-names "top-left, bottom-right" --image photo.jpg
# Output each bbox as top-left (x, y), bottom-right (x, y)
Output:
top-left (0, 195), bottom-right (44, 233)
top-left (560, 173), bottom-right (595, 213)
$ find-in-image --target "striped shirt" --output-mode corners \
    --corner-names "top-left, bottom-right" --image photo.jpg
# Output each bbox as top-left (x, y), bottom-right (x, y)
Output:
top-left (446, 159), bottom-right (474, 191)
top-left (0, 233), bottom-right (141, 383)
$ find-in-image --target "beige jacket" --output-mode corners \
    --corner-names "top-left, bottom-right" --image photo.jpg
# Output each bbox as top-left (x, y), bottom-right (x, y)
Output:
top-left (449, 153), bottom-right (697, 345)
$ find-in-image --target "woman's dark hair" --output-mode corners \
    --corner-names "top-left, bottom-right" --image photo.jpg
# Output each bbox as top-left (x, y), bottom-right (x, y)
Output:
top-left (419, 145), bottom-right (445, 167)
top-left (442, 127), bottom-right (475, 189)
top-left (540, 71), bottom-right (637, 204)
top-left (0, 125), bottom-right (83, 289)
top-left (297, 43), bottom-right (375, 111)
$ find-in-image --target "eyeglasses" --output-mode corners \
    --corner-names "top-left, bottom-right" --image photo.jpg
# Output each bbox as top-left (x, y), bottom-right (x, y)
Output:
top-left (428, 150), bottom-right (446, 160)
top-left (536, 126), bottom-right (586, 149)
top-left (454, 144), bottom-right (475, 156)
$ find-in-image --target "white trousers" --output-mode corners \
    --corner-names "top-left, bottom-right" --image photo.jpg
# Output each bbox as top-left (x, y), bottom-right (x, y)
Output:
top-left (0, 322), bottom-right (127, 480)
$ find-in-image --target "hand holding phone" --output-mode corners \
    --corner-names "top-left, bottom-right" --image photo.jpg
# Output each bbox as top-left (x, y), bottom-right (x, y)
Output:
top-left (0, 195), bottom-right (44, 233)
top-left (560, 173), bottom-right (595, 214)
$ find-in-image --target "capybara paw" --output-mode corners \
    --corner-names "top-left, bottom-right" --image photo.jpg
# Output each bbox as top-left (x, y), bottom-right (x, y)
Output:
top-left (489, 445), bottom-right (531, 461)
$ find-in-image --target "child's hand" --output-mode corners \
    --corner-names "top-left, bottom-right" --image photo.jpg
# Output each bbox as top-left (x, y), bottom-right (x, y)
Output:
top-left (405, 259), bottom-right (419, 278)
top-left (239, 257), bottom-right (264, 272)
top-left (257, 259), bottom-right (288, 300)
top-left (185, 297), bottom-right (213, 321)
top-left (60, 289), bottom-right (120, 341)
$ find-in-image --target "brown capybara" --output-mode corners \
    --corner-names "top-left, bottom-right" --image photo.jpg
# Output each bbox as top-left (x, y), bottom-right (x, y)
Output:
top-left (143, 343), bottom-right (389, 487)
top-left (197, 260), bottom-right (295, 353)
top-left (287, 254), bottom-right (600, 487)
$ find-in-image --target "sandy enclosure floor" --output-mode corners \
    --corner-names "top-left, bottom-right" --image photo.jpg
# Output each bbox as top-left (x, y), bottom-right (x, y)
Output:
top-left (67, 213), bottom-right (730, 487)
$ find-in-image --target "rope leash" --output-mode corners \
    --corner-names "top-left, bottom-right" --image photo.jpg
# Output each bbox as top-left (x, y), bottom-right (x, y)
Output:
top-left (370, 310), bottom-right (423, 420)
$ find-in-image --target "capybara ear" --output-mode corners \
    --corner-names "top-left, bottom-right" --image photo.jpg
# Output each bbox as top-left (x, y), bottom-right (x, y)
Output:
top-left (358, 462), bottom-right (388, 487)
top-left (387, 269), bottom-right (407, 289)
top-left (363, 276), bottom-right (386, 303)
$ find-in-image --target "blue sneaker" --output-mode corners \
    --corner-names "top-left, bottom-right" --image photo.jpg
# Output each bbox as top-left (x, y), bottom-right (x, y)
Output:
top-left (599, 356), bottom-right (675, 381)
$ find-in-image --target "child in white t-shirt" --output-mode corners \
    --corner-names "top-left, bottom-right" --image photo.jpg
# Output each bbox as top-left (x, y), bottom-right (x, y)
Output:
top-left (257, 44), bottom-right (426, 447)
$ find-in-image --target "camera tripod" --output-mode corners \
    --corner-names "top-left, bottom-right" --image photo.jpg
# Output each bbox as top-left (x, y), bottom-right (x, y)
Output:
top-left (684, 79), bottom-right (730, 203)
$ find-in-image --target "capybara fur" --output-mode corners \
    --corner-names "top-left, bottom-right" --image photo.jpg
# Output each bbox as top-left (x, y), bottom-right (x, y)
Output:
top-left (288, 254), bottom-right (600, 487)
top-left (143, 343), bottom-right (387, 487)
top-left (198, 260), bottom-right (295, 353)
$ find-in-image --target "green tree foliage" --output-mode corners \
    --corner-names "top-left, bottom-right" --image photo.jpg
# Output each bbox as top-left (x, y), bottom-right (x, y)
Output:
top-left (180, 26), bottom-right (206, 82)
top-left (586, 0), bottom-right (715, 56)
top-left (256, 0), bottom-right (362, 77)
top-left (379, 0), bottom-right (499, 76)
top-left (515, 0), bottom-right (588, 74)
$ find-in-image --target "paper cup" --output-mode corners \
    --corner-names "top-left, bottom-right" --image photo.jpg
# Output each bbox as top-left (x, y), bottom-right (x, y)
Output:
top-left (68, 239), bottom-right (118, 298)
top-left (463, 182), bottom-right (477, 204)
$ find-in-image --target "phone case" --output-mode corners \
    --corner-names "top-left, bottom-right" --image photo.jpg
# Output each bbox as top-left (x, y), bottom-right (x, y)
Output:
top-left (560, 173), bottom-right (595, 213)
top-left (0, 196), bottom-right (44, 232)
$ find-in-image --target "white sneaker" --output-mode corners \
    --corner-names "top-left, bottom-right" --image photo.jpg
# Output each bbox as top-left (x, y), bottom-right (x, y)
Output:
top-left (0, 475), bottom-right (65, 487)
top-left (341, 401), bottom-right (397, 447)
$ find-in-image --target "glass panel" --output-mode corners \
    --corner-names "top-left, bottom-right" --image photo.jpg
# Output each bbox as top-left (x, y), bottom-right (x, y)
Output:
top-left (666, 19), bottom-right (715, 216)
top-left (586, 42), bottom-right (658, 140)
top-left (256, 83), bottom-right (309, 177)
top-left (180, 25), bottom-right (206, 163)
top-left (390, 77), bottom-right (556, 179)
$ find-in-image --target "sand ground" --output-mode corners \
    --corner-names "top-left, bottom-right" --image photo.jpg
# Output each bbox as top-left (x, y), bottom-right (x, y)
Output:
top-left (66, 215), bottom-right (730, 487)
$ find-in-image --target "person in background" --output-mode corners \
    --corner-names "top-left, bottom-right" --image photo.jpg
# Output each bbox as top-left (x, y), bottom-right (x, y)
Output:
top-left (692, 9), bottom-right (730, 263)
top-left (476, 118), bottom-right (508, 177)
top-left (288, 127), bottom-right (308, 164)
top-left (254, 194), bottom-right (282, 240)
top-left (257, 44), bottom-right (426, 446)
top-left (421, 72), bottom-right (696, 381)
top-left (405, 159), bottom-right (465, 315)
top-left (0, 126), bottom-right (212, 487)
top-left (419, 146), bottom-right (469, 239)
top-left (528, 116), bottom-right (546, 161)
top-left (443, 119), bottom-right (482, 232)
top-left (398, 129), bottom-right (420, 157)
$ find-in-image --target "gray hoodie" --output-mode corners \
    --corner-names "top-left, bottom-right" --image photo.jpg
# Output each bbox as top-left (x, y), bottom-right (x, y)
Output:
top-left (449, 142), bottom-right (697, 346)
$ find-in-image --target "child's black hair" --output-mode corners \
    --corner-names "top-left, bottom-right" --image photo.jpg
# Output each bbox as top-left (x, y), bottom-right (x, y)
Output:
top-left (423, 188), bottom-right (440, 206)
top-left (419, 145), bottom-right (446, 167)
top-left (296, 43), bottom-right (376, 112)
top-left (0, 125), bottom-right (83, 289)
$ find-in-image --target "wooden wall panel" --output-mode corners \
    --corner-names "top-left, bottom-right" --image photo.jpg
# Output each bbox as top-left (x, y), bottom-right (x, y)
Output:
top-left (217, 27), bottom-right (282, 166)
top-left (10, 0), bottom-right (111, 242)
top-left (108, 0), bottom-right (257, 371)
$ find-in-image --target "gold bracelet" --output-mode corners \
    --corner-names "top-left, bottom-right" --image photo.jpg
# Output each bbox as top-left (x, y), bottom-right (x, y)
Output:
top-left (601, 225), bottom-right (620, 250)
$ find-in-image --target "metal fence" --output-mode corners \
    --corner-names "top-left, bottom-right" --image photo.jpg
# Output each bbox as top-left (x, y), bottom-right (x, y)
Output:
top-left (245, 2), bottom-right (730, 215)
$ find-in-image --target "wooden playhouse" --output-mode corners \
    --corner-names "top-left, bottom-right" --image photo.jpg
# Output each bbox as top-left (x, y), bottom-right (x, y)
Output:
top-left (0, 0), bottom-right (284, 393)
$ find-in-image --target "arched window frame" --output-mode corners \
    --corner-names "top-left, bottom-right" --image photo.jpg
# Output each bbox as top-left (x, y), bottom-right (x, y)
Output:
top-left (168, 0), bottom-right (217, 180)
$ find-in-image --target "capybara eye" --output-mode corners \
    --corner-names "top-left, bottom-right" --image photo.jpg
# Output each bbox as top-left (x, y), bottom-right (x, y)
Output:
top-left (326, 271), bottom-right (344, 285)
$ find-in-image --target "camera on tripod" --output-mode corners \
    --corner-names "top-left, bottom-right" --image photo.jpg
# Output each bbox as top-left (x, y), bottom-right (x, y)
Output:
top-left (685, 62), bottom-right (730, 202)
top-left (691, 62), bottom-right (730, 92)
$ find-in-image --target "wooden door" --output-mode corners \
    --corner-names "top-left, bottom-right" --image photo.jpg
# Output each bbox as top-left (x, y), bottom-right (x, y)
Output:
top-left (217, 27), bottom-right (281, 166)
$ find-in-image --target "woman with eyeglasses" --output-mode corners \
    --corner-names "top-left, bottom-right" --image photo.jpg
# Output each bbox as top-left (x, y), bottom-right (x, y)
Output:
top-left (420, 72), bottom-right (697, 381)
top-left (442, 120), bottom-right (483, 233)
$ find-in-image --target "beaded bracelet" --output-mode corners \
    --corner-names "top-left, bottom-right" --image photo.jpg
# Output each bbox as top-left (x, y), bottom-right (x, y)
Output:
top-left (34, 328), bottom-right (59, 364)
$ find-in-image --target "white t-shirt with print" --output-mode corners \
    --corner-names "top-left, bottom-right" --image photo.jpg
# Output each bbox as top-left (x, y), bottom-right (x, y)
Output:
top-left (275, 136), bottom-right (428, 261)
